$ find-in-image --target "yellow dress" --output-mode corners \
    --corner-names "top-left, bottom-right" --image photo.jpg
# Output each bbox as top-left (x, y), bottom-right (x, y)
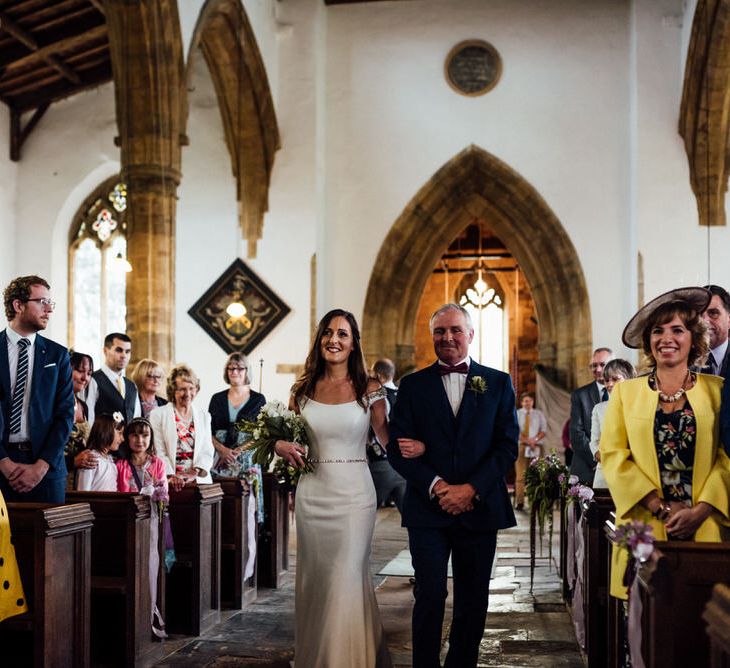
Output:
top-left (600, 374), bottom-right (730, 599)
top-left (0, 490), bottom-right (28, 622)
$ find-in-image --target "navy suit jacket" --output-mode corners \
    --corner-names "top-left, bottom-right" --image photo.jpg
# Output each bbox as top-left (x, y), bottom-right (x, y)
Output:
top-left (0, 330), bottom-right (74, 479)
top-left (388, 361), bottom-right (518, 532)
top-left (569, 381), bottom-right (601, 485)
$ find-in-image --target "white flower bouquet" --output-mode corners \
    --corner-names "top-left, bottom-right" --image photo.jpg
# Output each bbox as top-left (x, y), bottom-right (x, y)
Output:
top-left (239, 401), bottom-right (314, 474)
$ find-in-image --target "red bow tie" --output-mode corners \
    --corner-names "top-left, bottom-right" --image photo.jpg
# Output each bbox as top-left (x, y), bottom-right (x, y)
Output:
top-left (439, 362), bottom-right (468, 375)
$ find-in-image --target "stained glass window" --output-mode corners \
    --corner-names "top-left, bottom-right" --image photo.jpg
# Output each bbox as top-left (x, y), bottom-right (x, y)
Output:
top-left (68, 177), bottom-right (129, 365)
top-left (459, 272), bottom-right (505, 370)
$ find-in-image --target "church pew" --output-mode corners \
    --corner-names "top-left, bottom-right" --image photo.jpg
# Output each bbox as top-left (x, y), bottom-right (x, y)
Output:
top-left (66, 491), bottom-right (161, 667)
top-left (166, 483), bottom-right (223, 635)
top-left (257, 472), bottom-right (290, 588)
top-left (215, 477), bottom-right (258, 609)
top-left (580, 491), bottom-right (615, 668)
top-left (604, 513), bottom-right (625, 668)
top-left (0, 502), bottom-right (94, 668)
top-left (703, 583), bottom-right (730, 668)
top-left (634, 542), bottom-right (730, 667)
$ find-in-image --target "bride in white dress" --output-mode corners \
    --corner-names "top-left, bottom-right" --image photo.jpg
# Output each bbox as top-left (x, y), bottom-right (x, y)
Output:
top-left (275, 309), bottom-right (393, 668)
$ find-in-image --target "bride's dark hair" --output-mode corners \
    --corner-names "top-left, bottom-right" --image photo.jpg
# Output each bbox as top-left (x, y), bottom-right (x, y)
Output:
top-left (292, 309), bottom-right (369, 411)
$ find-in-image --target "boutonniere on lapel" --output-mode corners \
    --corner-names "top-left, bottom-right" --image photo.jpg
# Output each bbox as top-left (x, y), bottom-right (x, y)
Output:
top-left (468, 376), bottom-right (487, 395)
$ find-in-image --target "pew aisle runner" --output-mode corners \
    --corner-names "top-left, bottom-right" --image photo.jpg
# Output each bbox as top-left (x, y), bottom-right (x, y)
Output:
top-left (154, 508), bottom-right (583, 667)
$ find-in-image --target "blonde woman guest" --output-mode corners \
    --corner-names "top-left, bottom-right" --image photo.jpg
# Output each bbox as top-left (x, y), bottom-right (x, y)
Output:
top-left (148, 364), bottom-right (215, 491)
top-left (514, 392), bottom-right (547, 510)
top-left (131, 359), bottom-right (168, 418)
top-left (600, 287), bottom-right (730, 600)
top-left (209, 352), bottom-right (266, 522)
top-left (589, 359), bottom-right (636, 489)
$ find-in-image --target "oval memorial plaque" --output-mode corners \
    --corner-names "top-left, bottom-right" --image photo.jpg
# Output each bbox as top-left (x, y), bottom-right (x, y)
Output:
top-left (445, 40), bottom-right (502, 97)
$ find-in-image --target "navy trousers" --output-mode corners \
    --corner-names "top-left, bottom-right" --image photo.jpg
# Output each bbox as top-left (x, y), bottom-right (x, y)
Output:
top-left (408, 523), bottom-right (497, 668)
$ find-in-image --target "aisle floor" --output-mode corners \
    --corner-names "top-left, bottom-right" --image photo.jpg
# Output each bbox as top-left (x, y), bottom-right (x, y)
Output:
top-left (154, 507), bottom-right (583, 667)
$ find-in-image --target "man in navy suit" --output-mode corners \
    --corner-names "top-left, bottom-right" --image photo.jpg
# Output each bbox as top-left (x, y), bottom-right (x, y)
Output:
top-left (388, 303), bottom-right (518, 667)
top-left (0, 276), bottom-right (74, 503)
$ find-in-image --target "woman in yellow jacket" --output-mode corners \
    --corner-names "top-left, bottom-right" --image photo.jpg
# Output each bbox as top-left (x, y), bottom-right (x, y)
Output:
top-left (601, 287), bottom-right (730, 599)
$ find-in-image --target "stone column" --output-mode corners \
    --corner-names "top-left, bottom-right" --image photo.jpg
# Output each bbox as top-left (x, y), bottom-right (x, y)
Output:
top-left (104, 0), bottom-right (186, 369)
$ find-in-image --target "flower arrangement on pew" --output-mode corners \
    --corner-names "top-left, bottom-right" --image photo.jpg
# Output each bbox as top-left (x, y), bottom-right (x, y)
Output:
top-left (564, 476), bottom-right (595, 505)
top-left (612, 520), bottom-right (656, 586)
top-left (240, 401), bottom-right (314, 485)
top-left (524, 451), bottom-right (570, 592)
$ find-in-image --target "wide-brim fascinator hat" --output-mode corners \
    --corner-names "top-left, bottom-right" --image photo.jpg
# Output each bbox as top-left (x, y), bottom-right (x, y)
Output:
top-left (621, 287), bottom-right (711, 349)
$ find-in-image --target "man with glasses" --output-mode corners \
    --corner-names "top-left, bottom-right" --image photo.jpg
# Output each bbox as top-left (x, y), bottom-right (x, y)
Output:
top-left (701, 285), bottom-right (730, 378)
top-left (0, 275), bottom-right (74, 502)
top-left (569, 347), bottom-right (613, 485)
top-left (86, 332), bottom-right (141, 426)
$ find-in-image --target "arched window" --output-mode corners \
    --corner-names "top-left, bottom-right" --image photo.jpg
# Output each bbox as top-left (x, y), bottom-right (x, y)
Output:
top-left (68, 177), bottom-right (129, 364)
top-left (458, 270), bottom-right (505, 370)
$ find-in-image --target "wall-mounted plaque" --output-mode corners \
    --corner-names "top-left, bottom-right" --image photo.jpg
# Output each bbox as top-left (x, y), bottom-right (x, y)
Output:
top-left (188, 259), bottom-right (290, 355)
top-left (445, 40), bottom-right (502, 97)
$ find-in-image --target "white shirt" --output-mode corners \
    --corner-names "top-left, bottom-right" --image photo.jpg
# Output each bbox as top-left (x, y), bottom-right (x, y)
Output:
top-left (430, 356), bottom-right (471, 495)
top-left (439, 356), bottom-right (470, 416)
top-left (710, 339), bottom-right (728, 374)
top-left (516, 408), bottom-right (547, 444)
top-left (6, 326), bottom-right (37, 443)
top-left (85, 363), bottom-right (141, 425)
top-left (595, 380), bottom-right (607, 401)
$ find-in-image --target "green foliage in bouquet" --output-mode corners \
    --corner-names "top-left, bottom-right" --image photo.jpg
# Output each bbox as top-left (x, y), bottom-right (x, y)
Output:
top-left (238, 401), bottom-right (314, 474)
top-left (524, 451), bottom-right (570, 592)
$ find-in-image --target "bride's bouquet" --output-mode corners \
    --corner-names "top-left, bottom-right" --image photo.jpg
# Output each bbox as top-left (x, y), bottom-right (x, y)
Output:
top-left (239, 401), bottom-right (314, 475)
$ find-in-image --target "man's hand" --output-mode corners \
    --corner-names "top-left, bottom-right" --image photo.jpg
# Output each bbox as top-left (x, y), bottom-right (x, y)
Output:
top-left (398, 438), bottom-right (425, 459)
top-left (437, 483), bottom-right (476, 515)
top-left (8, 460), bottom-right (49, 493)
top-left (0, 457), bottom-right (20, 482)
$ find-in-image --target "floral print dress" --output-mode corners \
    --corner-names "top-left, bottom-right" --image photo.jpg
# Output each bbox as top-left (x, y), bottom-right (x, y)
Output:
top-left (653, 403), bottom-right (695, 507)
top-left (175, 413), bottom-right (195, 475)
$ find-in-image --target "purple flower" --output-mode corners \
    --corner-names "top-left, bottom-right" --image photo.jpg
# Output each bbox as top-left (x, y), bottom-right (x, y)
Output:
top-left (569, 475), bottom-right (579, 485)
top-left (558, 473), bottom-right (566, 484)
top-left (578, 486), bottom-right (595, 502)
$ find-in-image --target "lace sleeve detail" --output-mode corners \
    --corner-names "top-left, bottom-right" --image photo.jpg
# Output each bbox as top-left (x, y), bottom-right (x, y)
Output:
top-left (366, 387), bottom-right (387, 407)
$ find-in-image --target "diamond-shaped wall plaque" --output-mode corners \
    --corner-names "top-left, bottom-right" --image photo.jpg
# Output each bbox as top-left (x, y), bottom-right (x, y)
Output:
top-left (188, 259), bottom-right (290, 354)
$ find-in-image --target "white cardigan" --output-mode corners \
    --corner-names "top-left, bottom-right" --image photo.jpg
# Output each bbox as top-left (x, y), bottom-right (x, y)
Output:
top-left (148, 402), bottom-right (215, 484)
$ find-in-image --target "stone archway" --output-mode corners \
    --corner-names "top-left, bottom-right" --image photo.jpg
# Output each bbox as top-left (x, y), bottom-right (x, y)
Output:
top-left (188, 0), bottom-right (281, 257)
top-left (362, 145), bottom-right (591, 389)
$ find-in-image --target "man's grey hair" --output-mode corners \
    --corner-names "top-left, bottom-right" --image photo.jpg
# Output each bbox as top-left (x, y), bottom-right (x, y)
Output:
top-left (429, 303), bottom-right (474, 334)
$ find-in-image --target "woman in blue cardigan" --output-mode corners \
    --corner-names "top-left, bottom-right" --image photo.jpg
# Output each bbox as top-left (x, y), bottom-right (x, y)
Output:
top-left (209, 352), bottom-right (266, 521)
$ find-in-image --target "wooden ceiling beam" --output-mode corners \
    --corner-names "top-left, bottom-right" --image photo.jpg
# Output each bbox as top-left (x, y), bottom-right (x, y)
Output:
top-left (9, 102), bottom-right (49, 161)
top-left (1, 23), bottom-right (107, 73)
top-left (88, 0), bottom-right (105, 15)
top-left (0, 9), bottom-right (81, 84)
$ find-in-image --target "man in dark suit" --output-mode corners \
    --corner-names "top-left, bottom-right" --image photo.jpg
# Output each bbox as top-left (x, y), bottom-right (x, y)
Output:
top-left (85, 332), bottom-right (140, 425)
top-left (569, 347), bottom-right (612, 485)
top-left (0, 275), bottom-right (74, 503)
top-left (701, 285), bottom-right (730, 378)
top-left (388, 303), bottom-right (518, 668)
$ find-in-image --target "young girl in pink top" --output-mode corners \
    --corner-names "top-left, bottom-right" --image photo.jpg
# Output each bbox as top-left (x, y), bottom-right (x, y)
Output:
top-left (117, 417), bottom-right (167, 493)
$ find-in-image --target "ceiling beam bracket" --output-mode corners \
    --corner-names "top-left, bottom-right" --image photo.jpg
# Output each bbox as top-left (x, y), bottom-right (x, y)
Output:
top-left (9, 104), bottom-right (49, 162)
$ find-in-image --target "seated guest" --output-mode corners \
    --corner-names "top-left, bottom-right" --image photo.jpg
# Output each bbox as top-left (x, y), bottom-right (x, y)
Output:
top-left (76, 414), bottom-right (124, 491)
top-left (209, 353), bottom-right (265, 521)
top-left (65, 352), bottom-right (96, 487)
top-left (149, 364), bottom-right (215, 491)
top-left (130, 358), bottom-right (168, 418)
top-left (589, 359), bottom-right (636, 489)
top-left (514, 391), bottom-right (547, 510)
top-left (117, 417), bottom-right (168, 493)
top-left (601, 287), bottom-right (730, 600)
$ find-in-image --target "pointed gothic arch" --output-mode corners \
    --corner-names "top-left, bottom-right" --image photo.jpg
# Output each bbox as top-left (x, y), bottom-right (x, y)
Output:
top-left (189, 0), bottom-right (281, 257)
top-left (362, 145), bottom-right (591, 388)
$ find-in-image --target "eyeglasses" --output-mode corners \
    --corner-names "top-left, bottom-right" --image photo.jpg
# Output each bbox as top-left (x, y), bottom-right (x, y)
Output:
top-left (227, 366), bottom-right (247, 373)
top-left (589, 363), bottom-right (606, 370)
top-left (26, 298), bottom-right (55, 310)
top-left (146, 374), bottom-right (163, 381)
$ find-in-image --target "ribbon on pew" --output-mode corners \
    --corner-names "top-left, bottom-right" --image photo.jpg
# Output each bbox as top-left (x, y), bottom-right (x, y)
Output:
top-left (571, 512), bottom-right (587, 649)
top-left (566, 503), bottom-right (578, 594)
top-left (244, 493), bottom-right (257, 580)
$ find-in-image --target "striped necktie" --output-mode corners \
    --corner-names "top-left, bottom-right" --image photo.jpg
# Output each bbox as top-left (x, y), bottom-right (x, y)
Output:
top-left (9, 338), bottom-right (30, 434)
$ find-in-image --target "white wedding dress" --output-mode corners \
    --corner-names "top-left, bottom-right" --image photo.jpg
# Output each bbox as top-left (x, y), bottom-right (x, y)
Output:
top-left (295, 391), bottom-right (392, 668)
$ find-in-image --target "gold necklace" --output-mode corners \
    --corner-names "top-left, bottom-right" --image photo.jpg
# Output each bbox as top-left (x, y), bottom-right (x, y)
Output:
top-left (652, 369), bottom-right (691, 403)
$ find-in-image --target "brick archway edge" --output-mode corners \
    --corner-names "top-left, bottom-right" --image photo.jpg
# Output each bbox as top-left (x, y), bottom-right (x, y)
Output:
top-left (362, 145), bottom-right (591, 389)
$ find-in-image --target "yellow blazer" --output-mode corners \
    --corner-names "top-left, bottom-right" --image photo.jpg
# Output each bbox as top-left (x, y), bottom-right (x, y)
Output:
top-left (599, 373), bottom-right (730, 599)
